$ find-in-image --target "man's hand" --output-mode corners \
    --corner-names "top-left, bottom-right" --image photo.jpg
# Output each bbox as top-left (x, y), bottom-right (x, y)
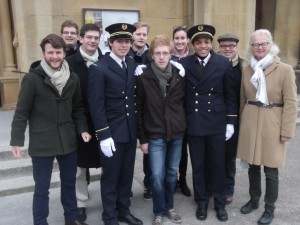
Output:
top-left (170, 60), bottom-right (185, 77)
top-left (81, 132), bottom-right (91, 142)
top-left (11, 146), bottom-right (23, 158)
top-left (134, 64), bottom-right (147, 76)
top-left (280, 135), bottom-right (291, 143)
top-left (140, 143), bottom-right (149, 154)
top-left (225, 124), bottom-right (234, 141)
top-left (100, 137), bottom-right (116, 157)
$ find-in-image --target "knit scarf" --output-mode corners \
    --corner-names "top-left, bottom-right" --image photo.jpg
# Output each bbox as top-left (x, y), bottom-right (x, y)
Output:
top-left (250, 53), bottom-right (274, 104)
top-left (151, 62), bottom-right (172, 97)
top-left (79, 46), bottom-right (99, 67)
top-left (40, 59), bottom-right (70, 96)
top-left (231, 53), bottom-right (239, 67)
top-left (173, 47), bottom-right (190, 60)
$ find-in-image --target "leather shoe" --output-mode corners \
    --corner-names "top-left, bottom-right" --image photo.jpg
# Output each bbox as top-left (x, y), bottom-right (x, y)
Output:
top-left (118, 214), bottom-right (143, 225)
top-left (196, 205), bottom-right (207, 221)
top-left (179, 180), bottom-right (192, 197)
top-left (77, 207), bottom-right (87, 221)
top-left (257, 210), bottom-right (274, 225)
top-left (240, 200), bottom-right (259, 214)
top-left (65, 220), bottom-right (88, 225)
top-left (215, 208), bottom-right (228, 221)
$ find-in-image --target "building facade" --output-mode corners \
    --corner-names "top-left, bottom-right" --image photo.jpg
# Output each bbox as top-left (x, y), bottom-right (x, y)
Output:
top-left (0, 0), bottom-right (299, 109)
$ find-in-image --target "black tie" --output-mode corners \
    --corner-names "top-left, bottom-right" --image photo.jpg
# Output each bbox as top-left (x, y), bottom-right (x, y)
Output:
top-left (200, 60), bottom-right (205, 68)
top-left (121, 60), bottom-right (127, 75)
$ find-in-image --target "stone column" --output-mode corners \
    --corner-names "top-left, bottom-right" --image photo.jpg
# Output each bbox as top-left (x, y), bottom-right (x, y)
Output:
top-left (0, 0), bottom-right (19, 110)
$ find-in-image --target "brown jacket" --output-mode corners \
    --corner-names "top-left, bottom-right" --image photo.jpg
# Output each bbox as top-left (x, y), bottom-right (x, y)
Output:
top-left (237, 56), bottom-right (297, 167)
top-left (136, 65), bottom-right (186, 144)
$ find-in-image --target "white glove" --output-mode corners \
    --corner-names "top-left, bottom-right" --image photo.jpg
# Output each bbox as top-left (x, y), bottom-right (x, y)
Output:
top-left (225, 124), bottom-right (234, 141)
top-left (100, 137), bottom-right (116, 157)
top-left (134, 64), bottom-right (147, 76)
top-left (170, 60), bottom-right (185, 77)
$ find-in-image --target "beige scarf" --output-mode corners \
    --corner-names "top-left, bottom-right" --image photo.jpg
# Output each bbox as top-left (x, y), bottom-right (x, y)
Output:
top-left (40, 59), bottom-right (70, 96)
top-left (231, 54), bottom-right (239, 67)
top-left (79, 46), bottom-right (99, 67)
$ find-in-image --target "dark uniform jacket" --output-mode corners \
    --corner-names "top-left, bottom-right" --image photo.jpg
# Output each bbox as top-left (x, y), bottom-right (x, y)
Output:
top-left (180, 52), bottom-right (237, 136)
top-left (66, 48), bottom-right (102, 168)
top-left (10, 61), bottom-right (88, 157)
top-left (88, 54), bottom-right (137, 143)
top-left (136, 66), bottom-right (186, 144)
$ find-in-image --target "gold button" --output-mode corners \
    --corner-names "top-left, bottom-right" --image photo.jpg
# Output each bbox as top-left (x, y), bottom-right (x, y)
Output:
top-left (208, 109), bottom-right (211, 112)
top-left (208, 102), bottom-right (210, 104)
top-left (195, 93), bottom-right (198, 96)
top-left (125, 96), bottom-right (128, 99)
top-left (208, 93), bottom-right (211, 96)
top-left (195, 109), bottom-right (198, 112)
top-left (127, 113), bottom-right (129, 116)
top-left (126, 105), bottom-right (128, 108)
top-left (195, 101), bottom-right (198, 104)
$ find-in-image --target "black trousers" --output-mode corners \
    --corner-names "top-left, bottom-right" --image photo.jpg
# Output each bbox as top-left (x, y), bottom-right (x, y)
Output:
top-left (188, 133), bottom-right (226, 209)
top-left (248, 164), bottom-right (278, 212)
top-left (100, 141), bottom-right (137, 224)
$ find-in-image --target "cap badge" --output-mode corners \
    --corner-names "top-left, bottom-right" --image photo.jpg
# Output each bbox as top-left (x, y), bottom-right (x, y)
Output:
top-left (122, 24), bottom-right (128, 30)
top-left (198, 25), bottom-right (203, 31)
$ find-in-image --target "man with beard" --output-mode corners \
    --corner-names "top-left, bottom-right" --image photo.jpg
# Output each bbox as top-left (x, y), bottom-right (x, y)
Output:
top-left (61, 20), bottom-right (80, 57)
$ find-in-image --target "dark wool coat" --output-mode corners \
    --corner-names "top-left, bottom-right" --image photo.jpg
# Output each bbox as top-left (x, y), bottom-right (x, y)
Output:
top-left (66, 48), bottom-right (102, 168)
top-left (10, 61), bottom-right (88, 157)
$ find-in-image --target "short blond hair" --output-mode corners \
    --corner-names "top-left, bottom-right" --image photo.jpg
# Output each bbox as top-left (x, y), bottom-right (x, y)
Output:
top-left (150, 34), bottom-right (174, 55)
top-left (132, 22), bottom-right (150, 33)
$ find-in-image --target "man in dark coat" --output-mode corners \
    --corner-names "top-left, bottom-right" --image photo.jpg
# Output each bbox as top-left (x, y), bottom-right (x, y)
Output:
top-left (66, 23), bottom-right (102, 222)
top-left (61, 20), bottom-right (80, 57)
top-left (10, 34), bottom-right (89, 225)
top-left (217, 33), bottom-right (245, 205)
top-left (88, 23), bottom-right (143, 225)
top-left (180, 24), bottom-right (237, 222)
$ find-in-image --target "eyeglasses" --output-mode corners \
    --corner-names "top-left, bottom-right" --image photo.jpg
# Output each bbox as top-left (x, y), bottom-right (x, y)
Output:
top-left (153, 52), bottom-right (170, 57)
top-left (251, 42), bottom-right (269, 49)
top-left (220, 44), bottom-right (236, 50)
top-left (62, 31), bottom-right (77, 35)
top-left (173, 25), bottom-right (187, 31)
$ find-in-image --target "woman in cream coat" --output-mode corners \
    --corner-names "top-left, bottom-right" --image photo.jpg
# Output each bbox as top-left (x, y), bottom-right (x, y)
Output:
top-left (237, 29), bottom-right (297, 225)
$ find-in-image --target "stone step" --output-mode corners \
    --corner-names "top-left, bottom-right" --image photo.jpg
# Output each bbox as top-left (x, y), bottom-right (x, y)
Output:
top-left (0, 168), bottom-right (101, 197)
top-left (0, 157), bottom-right (59, 179)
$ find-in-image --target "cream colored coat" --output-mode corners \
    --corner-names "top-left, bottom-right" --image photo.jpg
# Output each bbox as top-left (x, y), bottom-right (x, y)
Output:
top-left (237, 56), bottom-right (297, 168)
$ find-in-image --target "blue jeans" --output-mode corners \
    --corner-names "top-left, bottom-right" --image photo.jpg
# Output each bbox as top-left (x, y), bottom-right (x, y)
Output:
top-left (148, 138), bottom-right (183, 217)
top-left (32, 151), bottom-right (77, 225)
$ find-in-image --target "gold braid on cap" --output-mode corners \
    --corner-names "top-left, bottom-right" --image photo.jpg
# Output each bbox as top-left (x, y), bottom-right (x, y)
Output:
top-left (191, 32), bottom-right (213, 42)
top-left (110, 31), bottom-right (132, 37)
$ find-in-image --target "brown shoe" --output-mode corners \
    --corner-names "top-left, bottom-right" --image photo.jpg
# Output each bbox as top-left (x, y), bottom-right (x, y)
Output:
top-left (225, 195), bottom-right (233, 204)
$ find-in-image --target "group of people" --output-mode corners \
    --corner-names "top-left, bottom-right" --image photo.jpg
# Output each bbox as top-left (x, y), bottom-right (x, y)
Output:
top-left (10, 17), bottom-right (297, 225)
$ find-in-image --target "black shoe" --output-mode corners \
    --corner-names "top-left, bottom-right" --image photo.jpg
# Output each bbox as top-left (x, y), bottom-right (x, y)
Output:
top-left (143, 186), bottom-right (152, 201)
top-left (241, 200), bottom-right (259, 214)
top-left (77, 207), bottom-right (87, 222)
top-left (65, 220), bottom-right (88, 225)
top-left (179, 180), bottom-right (191, 197)
top-left (215, 208), bottom-right (228, 222)
top-left (118, 214), bottom-right (143, 225)
top-left (196, 205), bottom-right (207, 221)
top-left (257, 210), bottom-right (274, 225)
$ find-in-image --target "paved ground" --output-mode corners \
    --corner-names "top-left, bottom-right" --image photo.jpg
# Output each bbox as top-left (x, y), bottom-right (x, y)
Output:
top-left (0, 109), bottom-right (299, 225)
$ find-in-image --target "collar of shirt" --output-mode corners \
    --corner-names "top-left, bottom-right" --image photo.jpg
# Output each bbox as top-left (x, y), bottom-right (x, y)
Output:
top-left (109, 52), bottom-right (125, 68)
top-left (197, 52), bottom-right (211, 66)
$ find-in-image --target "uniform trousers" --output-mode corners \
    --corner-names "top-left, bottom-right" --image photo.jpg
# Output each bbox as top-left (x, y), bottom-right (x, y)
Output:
top-left (188, 133), bottom-right (226, 209)
top-left (32, 151), bottom-right (78, 225)
top-left (100, 141), bottom-right (137, 224)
